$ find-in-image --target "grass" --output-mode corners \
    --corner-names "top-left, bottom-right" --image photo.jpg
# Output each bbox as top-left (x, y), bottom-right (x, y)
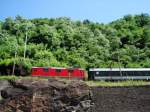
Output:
top-left (0, 75), bottom-right (18, 80)
top-left (0, 76), bottom-right (45, 80)
top-left (0, 76), bottom-right (71, 82)
top-left (0, 76), bottom-right (150, 87)
top-left (85, 80), bottom-right (150, 87)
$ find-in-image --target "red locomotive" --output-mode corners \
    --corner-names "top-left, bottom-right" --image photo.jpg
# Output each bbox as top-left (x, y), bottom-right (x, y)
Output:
top-left (31, 67), bottom-right (86, 79)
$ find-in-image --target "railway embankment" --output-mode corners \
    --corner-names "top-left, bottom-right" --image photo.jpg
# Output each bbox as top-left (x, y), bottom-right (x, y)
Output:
top-left (0, 79), bottom-right (150, 112)
top-left (91, 85), bottom-right (150, 112)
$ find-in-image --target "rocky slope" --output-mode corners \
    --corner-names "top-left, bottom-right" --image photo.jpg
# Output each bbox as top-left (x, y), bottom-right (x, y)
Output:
top-left (0, 79), bottom-right (93, 112)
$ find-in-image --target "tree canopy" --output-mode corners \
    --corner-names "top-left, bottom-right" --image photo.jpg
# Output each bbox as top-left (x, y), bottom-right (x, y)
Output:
top-left (0, 14), bottom-right (150, 75)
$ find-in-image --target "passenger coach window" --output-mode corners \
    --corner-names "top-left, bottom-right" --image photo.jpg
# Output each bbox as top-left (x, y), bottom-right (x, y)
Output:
top-left (96, 71), bottom-right (99, 75)
top-left (43, 68), bottom-right (49, 72)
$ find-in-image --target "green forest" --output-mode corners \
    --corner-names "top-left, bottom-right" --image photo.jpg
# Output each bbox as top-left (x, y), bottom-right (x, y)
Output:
top-left (0, 14), bottom-right (150, 75)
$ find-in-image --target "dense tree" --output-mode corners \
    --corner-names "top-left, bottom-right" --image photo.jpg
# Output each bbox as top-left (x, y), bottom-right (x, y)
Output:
top-left (0, 14), bottom-right (150, 75)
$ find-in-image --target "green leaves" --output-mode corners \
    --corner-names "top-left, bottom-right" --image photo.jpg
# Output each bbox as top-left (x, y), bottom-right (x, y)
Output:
top-left (0, 14), bottom-right (150, 74)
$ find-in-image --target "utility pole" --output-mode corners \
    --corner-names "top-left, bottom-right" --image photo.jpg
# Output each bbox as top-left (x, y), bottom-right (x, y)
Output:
top-left (24, 31), bottom-right (28, 59)
top-left (23, 22), bottom-right (33, 60)
top-left (117, 53), bottom-right (122, 77)
top-left (12, 44), bottom-right (18, 75)
top-left (12, 36), bottom-right (19, 75)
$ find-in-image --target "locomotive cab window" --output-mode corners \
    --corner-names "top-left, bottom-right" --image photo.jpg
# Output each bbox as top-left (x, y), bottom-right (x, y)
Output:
top-left (33, 69), bottom-right (37, 72)
top-left (43, 68), bottom-right (49, 72)
top-left (68, 69), bottom-right (73, 73)
top-left (56, 69), bottom-right (61, 72)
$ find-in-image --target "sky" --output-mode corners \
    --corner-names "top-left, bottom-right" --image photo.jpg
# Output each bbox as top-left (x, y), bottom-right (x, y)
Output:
top-left (0, 0), bottom-right (150, 23)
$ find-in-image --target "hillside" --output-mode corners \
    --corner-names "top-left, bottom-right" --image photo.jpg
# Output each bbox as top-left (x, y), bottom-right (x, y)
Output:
top-left (0, 14), bottom-right (150, 75)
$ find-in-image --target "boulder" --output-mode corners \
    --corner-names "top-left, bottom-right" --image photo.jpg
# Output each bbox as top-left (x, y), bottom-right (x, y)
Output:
top-left (0, 78), bottom-right (93, 112)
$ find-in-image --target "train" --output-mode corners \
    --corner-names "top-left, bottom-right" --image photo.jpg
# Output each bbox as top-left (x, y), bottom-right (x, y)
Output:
top-left (31, 67), bottom-right (150, 80)
top-left (88, 68), bottom-right (150, 80)
top-left (32, 67), bottom-right (86, 79)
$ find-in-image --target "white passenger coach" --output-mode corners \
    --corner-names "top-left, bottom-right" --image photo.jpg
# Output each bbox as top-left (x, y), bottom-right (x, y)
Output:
top-left (88, 68), bottom-right (150, 80)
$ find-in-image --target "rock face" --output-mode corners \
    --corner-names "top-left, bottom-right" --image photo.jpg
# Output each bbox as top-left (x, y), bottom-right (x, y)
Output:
top-left (0, 79), bottom-right (93, 112)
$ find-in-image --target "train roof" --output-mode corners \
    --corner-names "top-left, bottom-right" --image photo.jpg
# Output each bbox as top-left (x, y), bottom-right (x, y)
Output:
top-left (89, 68), bottom-right (150, 71)
top-left (32, 67), bottom-right (66, 69)
top-left (32, 67), bottom-right (84, 70)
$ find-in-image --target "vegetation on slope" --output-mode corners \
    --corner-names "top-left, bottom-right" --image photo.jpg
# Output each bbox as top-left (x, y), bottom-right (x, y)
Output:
top-left (0, 13), bottom-right (150, 75)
